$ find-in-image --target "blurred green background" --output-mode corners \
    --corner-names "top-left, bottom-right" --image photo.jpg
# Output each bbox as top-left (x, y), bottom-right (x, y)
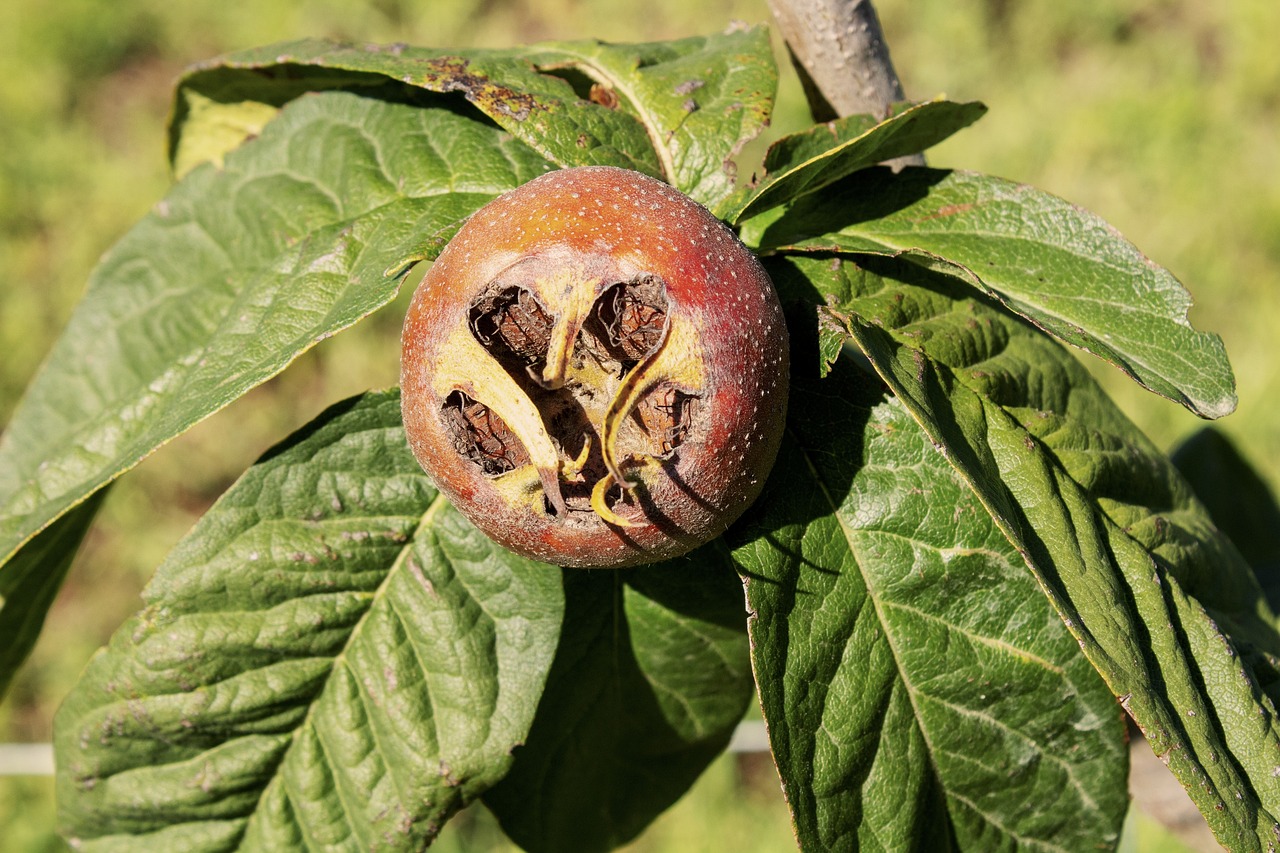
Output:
top-left (1, 0), bottom-right (1276, 850)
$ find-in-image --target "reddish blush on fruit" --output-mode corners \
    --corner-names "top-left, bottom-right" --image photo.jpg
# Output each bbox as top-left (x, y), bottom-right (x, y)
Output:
top-left (400, 166), bottom-right (788, 567)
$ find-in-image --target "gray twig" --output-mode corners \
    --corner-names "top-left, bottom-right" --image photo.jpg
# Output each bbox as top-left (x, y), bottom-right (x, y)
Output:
top-left (767, 0), bottom-right (925, 166)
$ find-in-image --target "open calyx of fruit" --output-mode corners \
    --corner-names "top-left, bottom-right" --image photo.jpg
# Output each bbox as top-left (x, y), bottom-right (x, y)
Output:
top-left (401, 166), bottom-right (789, 567)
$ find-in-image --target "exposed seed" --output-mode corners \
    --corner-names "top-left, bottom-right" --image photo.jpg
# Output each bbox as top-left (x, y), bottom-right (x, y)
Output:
top-left (595, 274), bottom-right (668, 363)
top-left (469, 286), bottom-right (553, 365)
top-left (443, 390), bottom-right (531, 475)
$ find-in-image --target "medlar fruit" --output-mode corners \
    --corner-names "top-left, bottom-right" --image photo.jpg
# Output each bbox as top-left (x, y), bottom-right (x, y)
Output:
top-left (400, 166), bottom-right (787, 567)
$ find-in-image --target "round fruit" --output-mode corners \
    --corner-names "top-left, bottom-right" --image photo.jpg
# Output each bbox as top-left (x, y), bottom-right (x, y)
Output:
top-left (400, 166), bottom-right (788, 567)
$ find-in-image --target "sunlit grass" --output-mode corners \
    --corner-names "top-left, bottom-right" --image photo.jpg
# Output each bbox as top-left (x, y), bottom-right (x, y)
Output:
top-left (426, 751), bottom-right (796, 853)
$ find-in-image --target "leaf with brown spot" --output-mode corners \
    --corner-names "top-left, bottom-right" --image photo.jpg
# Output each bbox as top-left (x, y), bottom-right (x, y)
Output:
top-left (524, 27), bottom-right (777, 208)
top-left (749, 168), bottom-right (1236, 418)
top-left (171, 38), bottom-right (663, 178)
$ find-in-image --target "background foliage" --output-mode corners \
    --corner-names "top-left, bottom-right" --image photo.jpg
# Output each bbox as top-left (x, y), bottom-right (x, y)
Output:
top-left (2, 0), bottom-right (1277, 850)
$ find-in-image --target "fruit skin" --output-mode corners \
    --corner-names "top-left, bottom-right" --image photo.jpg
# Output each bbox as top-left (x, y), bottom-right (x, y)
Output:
top-left (401, 165), bottom-right (788, 567)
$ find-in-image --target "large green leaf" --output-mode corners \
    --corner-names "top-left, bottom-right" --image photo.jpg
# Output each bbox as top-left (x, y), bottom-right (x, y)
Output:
top-left (170, 38), bottom-right (663, 181)
top-left (744, 168), bottom-right (1236, 419)
top-left (484, 551), bottom-right (753, 853)
top-left (171, 29), bottom-right (777, 209)
top-left (774, 253), bottom-right (1280, 849)
top-left (0, 91), bottom-right (553, 697)
top-left (728, 351), bottom-right (1127, 851)
top-left (525, 26), bottom-right (776, 208)
top-left (717, 99), bottom-right (987, 223)
top-left (55, 390), bottom-right (566, 851)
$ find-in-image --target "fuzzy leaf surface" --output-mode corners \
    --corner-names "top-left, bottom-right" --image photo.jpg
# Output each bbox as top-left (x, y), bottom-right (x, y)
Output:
top-left (484, 552), bottom-right (753, 853)
top-left (718, 99), bottom-right (986, 223)
top-left (729, 352), bottom-right (1127, 852)
top-left (525, 26), bottom-right (776, 207)
top-left (772, 253), bottom-right (1280, 849)
top-left (746, 168), bottom-right (1236, 418)
top-left (171, 38), bottom-right (664, 179)
top-left (0, 92), bottom-right (553, 695)
top-left (171, 30), bottom-right (778, 205)
top-left (55, 390), bottom-right (566, 852)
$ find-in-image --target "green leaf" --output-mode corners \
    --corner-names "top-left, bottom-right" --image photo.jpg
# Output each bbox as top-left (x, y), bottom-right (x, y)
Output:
top-left (55, 390), bottom-right (566, 851)
top-left (483, 552), bottom-right (753, 853)
top-left (525, 25), bottom-right (777, 208)
top-left (745, 168), bottom-right (1236, 419)
top-left (777, 252), bottom-right (1280, 849)
top-left (0, 492), bottom-right (104, 699)
top-left (728, 351), bottom-right (1128, 851)
top-left (718, 99), bottom-right (986, 223)
top-left (0, 91), bottom-right (554, 678)
top-left (172, 38), bottom-right (665, 180)
top-left (1172, 428), bottom-right (1280, 607)
top-left (172, 29), bottom-right (779, 205)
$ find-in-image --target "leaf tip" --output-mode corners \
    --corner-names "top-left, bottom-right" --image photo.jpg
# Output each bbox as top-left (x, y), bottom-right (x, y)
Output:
top-left (1194, 390), bottom-right (1238, 421)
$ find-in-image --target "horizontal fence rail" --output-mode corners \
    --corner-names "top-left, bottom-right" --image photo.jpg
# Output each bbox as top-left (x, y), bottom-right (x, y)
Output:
top-left (1, 723), bottom-right (774, 777)
top-left (0, 743), bottom-right (55, 776)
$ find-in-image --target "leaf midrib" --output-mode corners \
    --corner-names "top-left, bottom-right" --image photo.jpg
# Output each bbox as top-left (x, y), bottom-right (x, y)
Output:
top-left (0, 184), bottom-right (497, 564)
top-left (791, 427), bottom-right (1090, 850)
top-left (240, 491), bottom-right (449, 848)
top-left (534, 46), bottom-right (676, 184)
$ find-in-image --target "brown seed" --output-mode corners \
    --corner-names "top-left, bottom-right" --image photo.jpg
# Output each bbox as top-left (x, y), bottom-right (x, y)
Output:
top-left (469, 286), bottom-right (553, 365)
top-left (635, 385), bottom-right (697, 455)
top-left (443, 390), bottom-right (531, 475)
top-left (593, 274), bottom-right (668, 364)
